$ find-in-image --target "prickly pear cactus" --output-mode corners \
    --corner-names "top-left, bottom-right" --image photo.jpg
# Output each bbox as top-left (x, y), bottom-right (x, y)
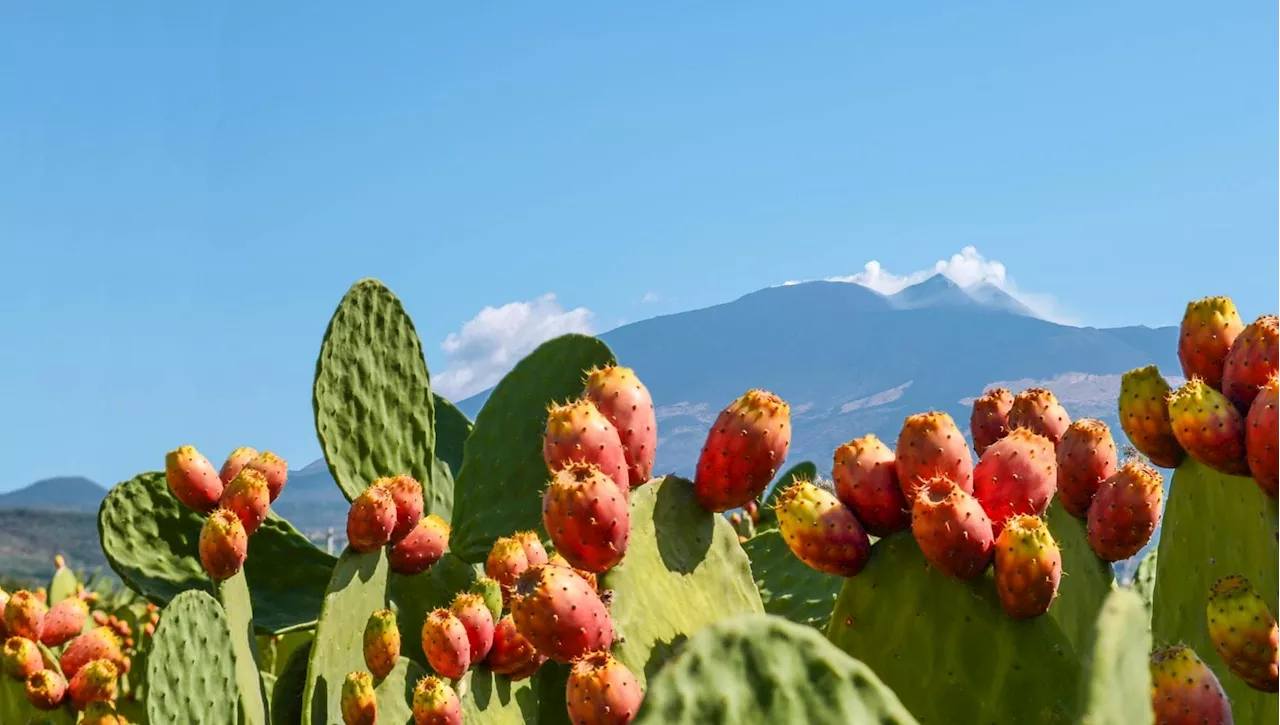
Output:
top-left (270, 638), bottom-right (312, 725)
top-left (1151, 458), bottom-right (1279, 723)
top-left (1129, 549), bottom-right (1157, 621)
top-left (147, 589), bottom-right (245, 724)
top-left (632, 613), bottom-right (919, 725)
top-left (754, 461), bottom-right (818, 534)
top-left (387, 553), bottom-right (481, 665)
top-left (433, 393), bottom-right (473, 482)
top-left (1078, 588), bottom-right (1154, 725)
top-left (741, 530), bottom-right (841, 629)
top-left (216, 570), bottom-right (269, 725)
top-left (47, 563), bottom-right (77, 604)
top-left (0, 676), bottom-right (78, 725)
top-left (1043, 500), bottom-right (1115, 654)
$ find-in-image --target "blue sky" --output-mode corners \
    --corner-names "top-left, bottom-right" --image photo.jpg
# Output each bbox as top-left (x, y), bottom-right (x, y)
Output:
top-left (1, 2), bottom-right (1275, 491)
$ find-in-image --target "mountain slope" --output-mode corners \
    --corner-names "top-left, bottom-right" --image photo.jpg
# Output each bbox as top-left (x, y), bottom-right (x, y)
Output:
top-left (0, 477), bottom-right (105, 513)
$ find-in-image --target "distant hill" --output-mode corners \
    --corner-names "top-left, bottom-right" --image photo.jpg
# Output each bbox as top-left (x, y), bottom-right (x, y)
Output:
top-left (0, 509), bottom-right (109, 586)
top-left (0, 476), bottom-right (105, 512)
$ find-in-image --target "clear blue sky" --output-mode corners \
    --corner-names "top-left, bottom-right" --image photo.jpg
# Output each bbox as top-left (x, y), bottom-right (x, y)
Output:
top-left (2, 2), bottom-right (1275, 491)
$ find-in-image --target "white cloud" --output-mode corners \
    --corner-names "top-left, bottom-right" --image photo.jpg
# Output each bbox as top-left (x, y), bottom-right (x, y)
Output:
top-left (434, 293), bottom-right (594, 400)
top-left (641, 291), bottom-right (660, 304)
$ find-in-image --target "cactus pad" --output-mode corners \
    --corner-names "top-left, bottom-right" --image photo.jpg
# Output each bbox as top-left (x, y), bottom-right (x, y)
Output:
top-left (387, 553), bottom-right (481, 664)
top-left (270, 638), bottom-right (312, 725)
top-left (741, 529), bottom-right (840, 629)
top-left (147, 589), bottom-right (242, 724)
top-left (1043, 500), bottom-right (1115, 653)
top-left (47, 565), bottom-right (77, 605)
top-left (1078, 588), bottom-right (1154, 725)
top-left (0, 676), bottom-right (76, 724)
top-left (433, 393), bottom-right (473, 482)
top-left (216, 570), bottom-right (268, 725)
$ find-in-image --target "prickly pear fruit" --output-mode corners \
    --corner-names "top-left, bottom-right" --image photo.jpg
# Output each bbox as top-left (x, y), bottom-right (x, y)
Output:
top-left (548, 552), bottom-right (599, 593)
top-left (3, 636), bottom-right (43, 679)
top-left (164, 445), bottom-right (224, 514)
top-left (25, 668), bottom-right (67, 710)
top-left (219, 446), bottom-right (259, 486)
top-left (1206, 575), bottom-right (1279, 693)
top-left (993, 515), bottom-right (1061, 619)
top-left (362, 609), bottom-right (400, 680)
top-left (340, 671), bottom-right (377, 725)
top-left (542, 462), bottom-right (631, 573)
top-left (1007, 388), bottom-right (1072, 446)
top-left (245, 450), bottom-right (288, 502)
top-left (379, 474), bottom-right (424, 543)
top-left (199, 508), bottom-right (248, 581)
top-left (514, 530), bottom-right (550, 567)
top-left (60, 628), bottom-right (124, 679)
top-left (68, 658), bottom-right (117, 710)
top-left (971, 387), bottom-right (1014, 456)
top-left (3, 590), bottom-right (45, 641)
top-left (1178, 296), bottom-right (1245, 389)
top-left (895, 411), bottom-right (974, 501)
top-left (449, 592), bottom-right (495, 663)
top-left (1246, 375), bottom-right (1279, 498)
top-left (469, 576), bottom-right (503, 622)
top-left (80, 702), bottom-right (129, 725)
top-left (693, 389), bottom-right (792, 512)
top-left (41, 597), bottom-right (89, 648)
top-left (1086, 460), bottom-right (1163, 562)
top-left (412, 676), bottom-right (462, 725)
top-left (421, 608), bottom-right (471, 680)
top-left (776, 478), bottom-right (871, 577)
top-left (566, 650), bottom-right (644, 725)
top-left (910, 477), bottom-right (994, 580)
top-left (389, 513), bottom-right (450, 576)
top-left (1150, 645), bottom-right (1234, 724)
top-left (583, 364), bottom-right (657, 489)
top-left (0, 588), bottom-right (8, 639)
top-left (1055, 419), bottom-right (1118, 519)
top-left (972, 428), bottom-right (1058, 535)
top-left (544, 398), bottom-right (631, 498)
top-left (1222, 314), bottom-right (1279, 413)
top-left (486, 614), bottom-right (546, 680)
top-left (1118, 365), bottom-right (1186, 469)
top-left (832, 434), bottom-right (909, 536)
top-left (1168, 378), bottom-right (1249, 476)
top-left (486, 536), bottom-right (531, 605)
top-left (346, 482), bottom-right (398, 553)
top-left (511, 564), bottom-right (615, 663)
top-left (218, 467), bottom-right (271, 535)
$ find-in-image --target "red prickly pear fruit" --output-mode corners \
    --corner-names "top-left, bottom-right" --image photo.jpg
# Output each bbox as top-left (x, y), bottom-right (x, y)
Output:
top-left (449, 592), bottom-right (496, 663)
top-left (511, 564), bottom-right (615, 663)
top-left (412, 676), bottom-right (462, 725)
top-left (486, 614), bottom-right (546, 680)
top-left (1179, 296), bottom-right (1245, 390)
top-left (200, 508), bottom-right (248, 581)
top-left (1246, 376), bottom-right (1279, 498)
top-left (513, 530), bottom-right (550, 567)
top-left (1167, 378), bottom-right (1249, 476)
top-left (377, 474), bottom-right (424, 543)
top-left (68, 658), bottom-right (117, 710)
top-left (218, 467), bottom-right (271, 536)
top-left (469, 577), bottom-right (504, 622)
top-left (3, 590), bottom-right (46, 641)
top-left (1007, 388), bottom-right (1071, 447)
top-left (0, 589), bottom-right (8, 640)
top-left (583, 364), bottom-right (658, 489)
top-left (3, 636), bottom-right (44, 680)
top-left (832, 435), bottom-right (910, 537)
top-left (1150, 645), bottom-right (1234, 725)
top-left (25, 668), bottom-right (67, 710)
top-left (544, 398), bottom-right (631, 500)
top-left (776, 478), bottom-right (871, 577)
top-left (971, 388), bottom-right (1015, 456)
top-left (993, 515), bottom-right (1062, 619)
top-left (971, 427), bottom-right (1058, 537)
top-left (165, 445), bottom-right (224, 514)
top-left (1055, 419), bottom-right (1118, 519)
top-left (486, 536), bottom-right (531, 605)
top-left (389, 514), bottom-right (450, 576)
top-left (244, 450), bottom-right (289, 502)
top-left (1206, 575), bottom-right (1279, 693)
top-left (694, 389), bottom-right (792, 512)
top-left (542, 462), bottom-right (631, 574)
top-left (420, 608), bottom-right (471, 680)
top-left (340, 671), bottom-right (377, 725)
top-left (743, 499), bottom-right (760, 523)
top-left (60, 628), bottom-right (124, 679)
top-left (346, 483), bottom-right (398, 553)
top-left (362, 609), bottom-right (400, 680)
top-left (566, 650), bottom-right (644, 725)
top-left (1086, 460), bottom-right (1163, 562)
top-left (1118, 366), bottom-right (1186, 469)
top-left (1222, 314), bottom-right (1279, 414)
top-left (547, 553), bottom-right (600, 594)
top-left (910, 477), bottom-right (994, 580)
top-left (219, 446), bottom-right (259, 486)
top-left (895, 412), bottom-right (974, 502)
top-left (41, 597), bottom-right (89, 648)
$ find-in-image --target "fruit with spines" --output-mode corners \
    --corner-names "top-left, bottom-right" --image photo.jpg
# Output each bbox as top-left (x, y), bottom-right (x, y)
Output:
top-left (511, 564), bottom-right (615, 663)
top-left (547, 552), bottom-right (599, 594)
top-left (895, 411), bottom-right (974, 501)
top-left (346, 482), bottom-right (398, 553)
top-left (389, 514), bottom-right (451, 575)
top-left (1007, 388), bottom-right (1072, 446)
top-left (199, 508), bottom-right (248, 580)
top-left (1167, 378), bottom-right (1249, 476)
top-left (909, 477), bottom-right (994, 580)
top-left (514, 529), bottom-right (550, 567)
top-left (1206, 575), bottom-right (1279, 693)
top-left (1178, 296), bottom-right (1245, 389)
top-left (693, 389), bottom-right (792, 512)
top-left (775, 477), bottom-right (871, 577)
top-left (542, 462), bottom-right (631, 573)
top-left (3, 589), bottom-right (45, 641)
top-left (164, 445), bottom-right (224, 514)
top-left (421, 608), bottom-right (471, 680)
top-left (486, 535), bottom-right (531, 605)
top-left (486, 614), bottom-right (546, 680)
top-left (3, 636), bottom-right (43, 679)
top-left (25, 668), bottom-right (67, 710)
top-left (449, 592), bottom-right (495, 663)
top-left (972, 428), bottom-right (1058, 535)
top-left (1118, 365), bottom-right (1186, 468)
top-left (544, 398), bottom-right (631, 498)
top-left (566, 650), bottom-right (644, 725)
top-left (380, 473), bottom-right (425, 542)
top-left (1221, 314), bottom-right (1278, 413)
top-left (60, 627), bottom-right (124, 679)
top-left (1245, 375), bottom-right (1278, 497)
top-left (68, 658), bottom-right (117, 710)
top-left (831, 434), bottom-right (910, 536)
top-left (40, 596), bottom-right (88, 647)
top-left (1055, 418), bottom-right (1119, 518)
top-left (469, 576), bottom-right (503, 622)
top-left (1149, 645), bottom-right (1234, 725)
top-left (81, 702), bottom-right (129, 725)
top-left (245, 450), bottom-right (289, 502)
top-left (219, 446), bottom-right (258, 486)
top-left (362, 609), bottom-right (400, 680)
top-left (993, 514), bottom-right (1061, 619)
top-left (1086, 459), bottom-right (1164, 562)
top-left (412, 675), bottom-right (462, 725)
top-left (583, 364), bottom-right (657, 489)
top-left (218, 467), bottom-right (271, 535)
top-left (971, 387), bottom-right (1014, 455)
top-left (340, 671), bottom-right (377, 725)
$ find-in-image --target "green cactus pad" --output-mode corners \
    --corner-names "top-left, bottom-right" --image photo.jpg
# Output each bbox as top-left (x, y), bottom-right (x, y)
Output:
top-left (387, 553), bottom-right (481, 664)
top-left (1129, 548), bottom-right (1157, 622)
top-left (1043, 500), bottom-right (1116, 654)
top-left (0, 677), bottom-right (77, 725)
top-left (47, 565), bottom-right (77, 604)
top-left (741, 529), bottom-right (840, 629)
top-left (216, 570), bottom-right (268, 725)
top-left (98, 471), bottom-right (337, 633)
top-left (312, 278), bottom-right (450, 519)
top-left (1078, 588), bottom-right (1154, 725)
top-left (1151, 458), bottom-right (1279, 723)
top-left (449, 333), bottom-right (616, 562)
top-left (601, 476), bottom-right (765, 688)
top-left (754, 460), bottom-right (818, 534)
top-left (270, 638), bottom-right (312, 725)
top-left (434, 393), bottom-right (473, 481)
top-left (147, 589), bottom-right (242, 725)
top-left (455, 667), bottom-right (541, 723)
top-left (632, 613), bottom-right (918, 725)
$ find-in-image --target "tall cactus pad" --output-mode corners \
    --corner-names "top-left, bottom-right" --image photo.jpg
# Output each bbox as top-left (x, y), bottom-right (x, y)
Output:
top-left (313, 278), bottom-right (447, 517)
top-left (1151, 458), bottom-right (1278, 723)
top-left (216, 570), bottom-right (268, 725)
top-left (1078, 588), bottom-right (1154, 725)
top-left (741, 529), bottom-right (841, 629)
top-left (754, 461), bottom-right (818, 534)
top-left (599, 477), bottom-right (764, 688)
top-left (434, 393), bottom-right (473, 481)
top-left (449, 334), bottom-right (616, 562)
top-left (270, 639), bottom-right (312, 725)
top-left (1043, 501), bottom-right (1115, 653)
top-left (147, 589), bottom-right (242, 724)
top-left (98, 471), bottom-right (336, 632)
top-left (633, 614), bottom-right (919, 725)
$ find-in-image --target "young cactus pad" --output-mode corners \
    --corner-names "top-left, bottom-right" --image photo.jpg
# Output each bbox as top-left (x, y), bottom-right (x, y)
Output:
top-left (1078, 588), bottom-right (1154, 725)
top-left (147, 589), bottom-right (245, 725)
